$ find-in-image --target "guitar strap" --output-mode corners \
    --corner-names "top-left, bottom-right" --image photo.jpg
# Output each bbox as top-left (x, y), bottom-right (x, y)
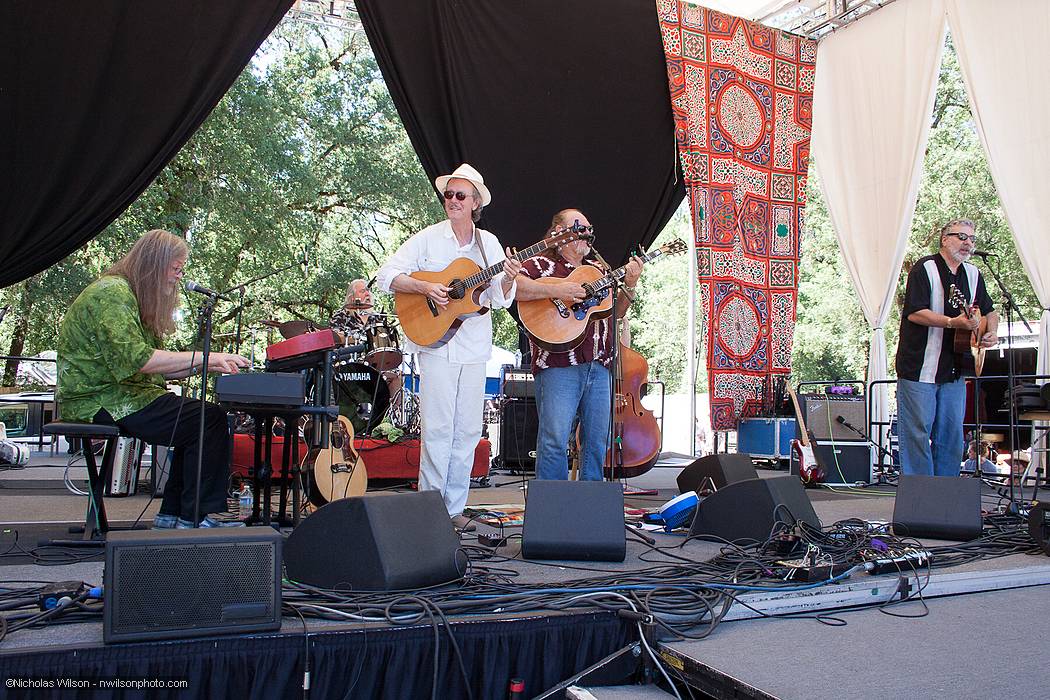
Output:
top-left (473, 226), bottom-right (493, 309)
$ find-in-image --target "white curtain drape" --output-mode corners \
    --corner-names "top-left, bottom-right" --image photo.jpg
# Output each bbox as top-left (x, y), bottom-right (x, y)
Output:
top-left (948, 0), bottom-right (1050, 472)
top-left (811, 0), bottom-right (946, 452)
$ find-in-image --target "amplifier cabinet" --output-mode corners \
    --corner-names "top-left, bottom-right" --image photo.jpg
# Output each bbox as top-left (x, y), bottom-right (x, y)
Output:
top-left (798, 395), bottom-right (867, 442)
top-left (497, 398), bottom-right (537, 471)
top-left (790, 440), bottom-right (874, 486)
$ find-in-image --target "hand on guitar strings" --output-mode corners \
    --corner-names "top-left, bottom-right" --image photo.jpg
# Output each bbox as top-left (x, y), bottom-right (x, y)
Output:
top-left (420, 280), bottom-right (451, 306)
top-left (554, 281), bottom-right (588, 304)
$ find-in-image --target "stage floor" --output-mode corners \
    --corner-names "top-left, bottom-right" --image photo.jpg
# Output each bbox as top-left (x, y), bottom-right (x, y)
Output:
top-left (2, 457), bottom-right (1049, 698)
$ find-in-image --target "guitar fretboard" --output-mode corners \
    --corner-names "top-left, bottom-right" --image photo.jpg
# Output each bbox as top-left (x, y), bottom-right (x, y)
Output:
top-left (583, 248), bottom-right (668, 296)
top-left (456, 237), bottom-right (565, 291)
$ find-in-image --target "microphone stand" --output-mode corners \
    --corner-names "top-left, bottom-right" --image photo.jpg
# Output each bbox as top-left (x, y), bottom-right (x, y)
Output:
top-left (223, 255), bottom-right (308, 355)
top-left (589, 243), bottom-right (620, 483)
top-left (192, 297), bottom-right (217, 528)
top-left (835, 416), bottom-right (897, 484)
top-left (980, 256), bottom-right (1031, 506)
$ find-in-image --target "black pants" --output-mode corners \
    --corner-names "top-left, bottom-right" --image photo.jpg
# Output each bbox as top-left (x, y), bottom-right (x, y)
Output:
top-left (95, 393), bottom-right (231, 519)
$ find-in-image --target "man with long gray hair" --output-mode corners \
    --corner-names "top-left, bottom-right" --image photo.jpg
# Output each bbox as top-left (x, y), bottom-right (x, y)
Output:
top-left (57, 229), bottom-right (249, 528)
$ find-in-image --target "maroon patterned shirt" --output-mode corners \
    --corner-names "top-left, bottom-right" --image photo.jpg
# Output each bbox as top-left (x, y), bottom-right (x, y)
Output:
top-left (521, 254), bottom-right (614, 373)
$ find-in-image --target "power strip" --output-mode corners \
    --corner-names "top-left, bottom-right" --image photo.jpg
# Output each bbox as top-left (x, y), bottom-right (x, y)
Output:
top-left (866, 547), bottom-right (930, 575)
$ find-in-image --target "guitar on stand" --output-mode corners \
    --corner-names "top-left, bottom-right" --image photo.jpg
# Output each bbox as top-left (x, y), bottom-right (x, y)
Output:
top-left (303, 415), bottom-right (367, 507)
top-left (787, 385), bottom-right (825, 486)
top-left (948, 283), bottom-right (988, 376)
top-left (394, 226), bottom-right (590, 347)
top-left (518, 239), bottom-right (687, 351)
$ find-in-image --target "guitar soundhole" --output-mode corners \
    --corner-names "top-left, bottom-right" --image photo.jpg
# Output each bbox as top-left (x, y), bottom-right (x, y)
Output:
top-left (330, 429), bottom-right (344, 450)
top-left (448, 279), bottom-right (465, 300)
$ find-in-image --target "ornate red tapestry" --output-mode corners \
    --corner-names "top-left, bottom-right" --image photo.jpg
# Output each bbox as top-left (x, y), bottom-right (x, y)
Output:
top-left (656, 1), bottom-right (816, 430)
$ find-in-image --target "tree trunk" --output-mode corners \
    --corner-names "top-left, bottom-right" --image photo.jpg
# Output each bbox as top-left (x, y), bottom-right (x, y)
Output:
top-left (3, 279), bottom-right (37, 386)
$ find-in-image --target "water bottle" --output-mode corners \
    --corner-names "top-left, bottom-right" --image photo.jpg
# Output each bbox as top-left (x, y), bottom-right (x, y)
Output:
top-left (514, 350), bottom-right (522, 368)
top-left (238, 485), bottom-right (253, 519)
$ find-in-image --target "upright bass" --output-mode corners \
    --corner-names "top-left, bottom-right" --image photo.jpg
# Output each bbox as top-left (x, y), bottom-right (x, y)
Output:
top-left (602, 336), bottom-right (662, 479)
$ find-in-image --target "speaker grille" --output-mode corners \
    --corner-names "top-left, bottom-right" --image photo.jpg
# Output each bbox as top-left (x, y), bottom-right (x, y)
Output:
top-left (112, 540), bottom-right (276, 632)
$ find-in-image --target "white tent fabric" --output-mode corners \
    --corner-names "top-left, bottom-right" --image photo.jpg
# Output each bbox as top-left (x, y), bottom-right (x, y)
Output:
top-left (947, 0), bottom-right (1050, 378)
top-left (810, 0), bottom-right (946, 447)
top-left (948, 0), bottom-right (1050, 472)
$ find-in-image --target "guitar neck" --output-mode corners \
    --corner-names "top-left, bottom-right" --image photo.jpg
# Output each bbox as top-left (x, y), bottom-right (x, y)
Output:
top-left (586, 248), bottom-right (666, 295)
top-left (788, 389), bottom-right (809, 446)
top-left (459, 238), bottom-right (563, 290)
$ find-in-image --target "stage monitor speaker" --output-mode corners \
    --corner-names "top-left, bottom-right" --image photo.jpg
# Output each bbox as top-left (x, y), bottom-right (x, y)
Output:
top-left (799, 395), bottom-right (867, 442)
top-left (676, 453), bottom-right (758, 494)
top-left (104, 528), bottom-right (282, 644)
top-left (285, 491), bottom-right (461, 590)
top-left (522, 480), bottom-right (625, 562)
top-left (689, 476), bottom-right (821, 543)
top-left (499, 398), bottom-right (538, 471)
top-left (892, 475), bottom-right (982, 540)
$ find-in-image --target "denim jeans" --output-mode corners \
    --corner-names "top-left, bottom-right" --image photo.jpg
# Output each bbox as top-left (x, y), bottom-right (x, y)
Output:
top-left (897, 377), bottom-right (967, 477)
top-left (533, 362), bottom-right (611, 481)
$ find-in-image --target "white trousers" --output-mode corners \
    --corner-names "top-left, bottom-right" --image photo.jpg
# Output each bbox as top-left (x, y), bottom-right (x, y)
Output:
top-left (417, 353), bottom-right (485, 516)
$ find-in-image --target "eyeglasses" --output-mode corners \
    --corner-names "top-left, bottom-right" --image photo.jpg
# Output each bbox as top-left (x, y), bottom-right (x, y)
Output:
top-left (573, 225), bottom-right (595, 234)
top-left (946, 232), bottom-right (978, 243)
top-left (443, 190), bottom-right (472, 201)
top-left (170, 263), bottom-right (185, 276)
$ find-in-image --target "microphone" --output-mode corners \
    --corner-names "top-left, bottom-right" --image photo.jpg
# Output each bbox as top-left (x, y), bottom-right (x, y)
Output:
top-left (835, 415), bottom-right (847, 425)
top-left (185, 280), bottom-right (232, 302)
top-left (367, 276), bottom-right (377, 290)
top-left (970, 250), bottom-right (998, 259)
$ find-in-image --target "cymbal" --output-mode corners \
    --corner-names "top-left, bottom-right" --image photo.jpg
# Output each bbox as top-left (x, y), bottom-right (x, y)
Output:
top-left (278, 320), bottom-right (315, 339)
top-left (347, 301), bottom-right (373, 309)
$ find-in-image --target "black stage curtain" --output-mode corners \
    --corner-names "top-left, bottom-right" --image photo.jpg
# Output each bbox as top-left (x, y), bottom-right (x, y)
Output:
top-left (357, 0), bottom-right (685, 266)
top-left (0, 612), bottom-right (634, 700)
top-left (0, 1), bottom-right (293, 288)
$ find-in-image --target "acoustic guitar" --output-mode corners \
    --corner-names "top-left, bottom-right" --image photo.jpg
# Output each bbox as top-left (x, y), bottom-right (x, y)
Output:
top-left (948, 284), bottom-right (988, 376)
top-left (518, 238), bottom-right (687, 352)
top-left (787, 385), bottom-right (824, 486)
top-left (394, 226), bottom-right (588, 347)
top-left (303, 415), bottom-right (367, 507)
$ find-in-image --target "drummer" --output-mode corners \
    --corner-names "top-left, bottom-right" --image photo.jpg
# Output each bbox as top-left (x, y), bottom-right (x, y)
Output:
top-left (329, 278), bottom-right (373, 340)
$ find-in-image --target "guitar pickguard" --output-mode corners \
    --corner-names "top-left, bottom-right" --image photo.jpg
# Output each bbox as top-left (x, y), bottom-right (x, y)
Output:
top-left (572, 289), bottom-right (608, 320)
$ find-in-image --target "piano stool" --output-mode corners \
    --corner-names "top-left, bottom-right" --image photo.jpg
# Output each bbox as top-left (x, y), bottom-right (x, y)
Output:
top-left (41, 422), bottom-right (147, 544)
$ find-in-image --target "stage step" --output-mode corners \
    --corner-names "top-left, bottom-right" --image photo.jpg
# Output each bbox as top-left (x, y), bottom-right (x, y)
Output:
top-left (568, 684), bottom-right (677, 699)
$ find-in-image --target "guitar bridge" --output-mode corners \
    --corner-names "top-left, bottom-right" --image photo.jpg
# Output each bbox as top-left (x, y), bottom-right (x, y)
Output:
top-left (553, 300), bottom-right (571, 318)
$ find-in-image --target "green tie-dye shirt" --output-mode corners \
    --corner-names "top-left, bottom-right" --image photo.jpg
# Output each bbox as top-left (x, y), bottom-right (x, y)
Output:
top-left (56, 276), bottom-right (167, 422)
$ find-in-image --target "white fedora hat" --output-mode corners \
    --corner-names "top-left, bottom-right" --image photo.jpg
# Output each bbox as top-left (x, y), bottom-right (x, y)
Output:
top-left (435, 163), bottom-right (492, 207)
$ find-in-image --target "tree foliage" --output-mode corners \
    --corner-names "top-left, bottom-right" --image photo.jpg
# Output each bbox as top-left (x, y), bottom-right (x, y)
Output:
top-left (1, 23), bottom-right (442, 383)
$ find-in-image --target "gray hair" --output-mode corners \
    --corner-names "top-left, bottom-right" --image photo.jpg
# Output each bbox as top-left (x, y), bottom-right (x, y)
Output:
top-left (939, 218), bottom-right (976, 237)
top-left (470, 185), bottom-right (484, 223)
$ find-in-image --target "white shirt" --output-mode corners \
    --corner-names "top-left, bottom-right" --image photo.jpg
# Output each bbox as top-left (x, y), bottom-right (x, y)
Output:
top-left (376, 219), bottom-right (516, 364)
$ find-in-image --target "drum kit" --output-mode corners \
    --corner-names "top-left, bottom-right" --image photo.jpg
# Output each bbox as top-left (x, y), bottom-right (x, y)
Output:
top-left (308, 302), bottom-right (418, 436)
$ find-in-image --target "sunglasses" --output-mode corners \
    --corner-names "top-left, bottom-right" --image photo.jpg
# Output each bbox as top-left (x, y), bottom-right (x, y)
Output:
top-left (443, 190), bottom-right (473, 201)
top-left (946, 232), bottom-right (978, 242)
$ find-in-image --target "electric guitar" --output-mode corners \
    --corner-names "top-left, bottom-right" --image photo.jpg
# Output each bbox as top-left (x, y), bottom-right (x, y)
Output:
top-left (518, 238), bottom-right (687, 352)
top-left (303, 415), bottom-right (367, 507)
top-left (394, 226), bottom-right (589, 348)
top-left (948, 284), bottom-right (988, 377)
top-left (787, 385), bottom-right (824, 486)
